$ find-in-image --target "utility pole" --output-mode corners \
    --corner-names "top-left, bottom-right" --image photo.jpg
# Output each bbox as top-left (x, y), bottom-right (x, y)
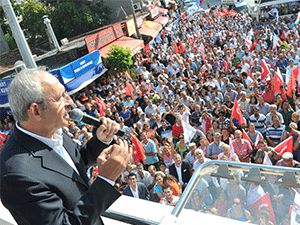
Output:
top-left (130, 0), bottom-right (141, 39)
top-left (0, 0), bottom-right (37, 68)
top-left (43, 15), bottom-right (61, 51)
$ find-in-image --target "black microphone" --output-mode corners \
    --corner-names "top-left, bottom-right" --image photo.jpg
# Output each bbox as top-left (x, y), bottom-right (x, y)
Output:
top-left (69, 108), bottom-right (125, 137)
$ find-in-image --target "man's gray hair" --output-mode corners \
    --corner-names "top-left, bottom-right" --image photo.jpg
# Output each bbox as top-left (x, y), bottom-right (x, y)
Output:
top-left (8, 69), bottom-right (47, 122)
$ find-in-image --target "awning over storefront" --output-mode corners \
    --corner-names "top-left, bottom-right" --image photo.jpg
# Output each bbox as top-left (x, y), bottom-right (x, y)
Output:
top-left (158, 7), bottom-right (168, 15)
top-left (154, 16), bottom-right (169, 26)
top-left (100, 36), bottom-right (144, 58)
top-left (139, 20), bottom-right (163, 38)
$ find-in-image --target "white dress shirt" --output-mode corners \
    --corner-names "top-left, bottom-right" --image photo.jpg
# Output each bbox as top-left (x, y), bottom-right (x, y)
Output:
top-left (130, 185), bottom-right (139, 199)
top-left (175, 165), bottom-right (184, 185)
top-left (16, 123), bottom-right (79, 174)
top-left (16, 123), bottom-right (115, 186)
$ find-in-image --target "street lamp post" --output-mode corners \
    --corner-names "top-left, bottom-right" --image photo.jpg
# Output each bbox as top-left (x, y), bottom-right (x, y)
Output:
top-left (0, 0), bottom-right (37, 68)
top-left (130, 0), bottom-right (141, 39)
top-left (43, 15), bottom-right (61, 51)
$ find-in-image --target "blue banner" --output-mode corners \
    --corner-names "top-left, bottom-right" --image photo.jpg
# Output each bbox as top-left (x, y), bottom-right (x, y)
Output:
top-left (0, 77), bottom-right (13, 107)
top-left (50, 50), bottom-right (107, 94)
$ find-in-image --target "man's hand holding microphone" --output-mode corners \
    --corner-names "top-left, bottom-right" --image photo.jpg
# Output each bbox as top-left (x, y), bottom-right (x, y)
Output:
top-left (70, 109), bottom-right (132, 182)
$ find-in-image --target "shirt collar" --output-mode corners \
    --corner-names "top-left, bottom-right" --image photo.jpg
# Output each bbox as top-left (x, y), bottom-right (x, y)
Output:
top-left (16, 122), bottom-right (63, 149)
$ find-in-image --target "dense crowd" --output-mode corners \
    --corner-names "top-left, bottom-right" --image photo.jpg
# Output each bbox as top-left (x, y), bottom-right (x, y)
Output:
top-left (1, 3), bottom-right (300, 225)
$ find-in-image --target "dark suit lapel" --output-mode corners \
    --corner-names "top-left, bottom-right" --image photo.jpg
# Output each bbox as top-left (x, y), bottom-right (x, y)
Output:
top-left (62, 132), bottom-right (90, 185)
top-left (138, 184), bottom-right (142, 199)
top-left (13, 127), bottom-right (88, 188)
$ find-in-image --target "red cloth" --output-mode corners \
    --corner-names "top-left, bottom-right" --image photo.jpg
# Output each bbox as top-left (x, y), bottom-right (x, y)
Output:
top-left (178, 40), bottom-right (185, 54)
top-left (144, 43), bottom-right (151, 55)
top-left (181, 12), bottom-right (187, 20)
top-left (97, 99), bottom-right (106, 117)
top-left (125, 81), bottom-right (134, 98)
top-left (131, 135), bottom-right (146, 165)
top-left (262, 90), bottom-right (275, 104)
top-left (274, 136), bottom-right (293, 156)
top-left (205, 115), bottom-right (211, 133)
top-left (249, 39), bottom-right (258, 52)
top-left (261, 59), bottom-right (271, 81)
top-left (273, 68), bottom-right (284, 93)
top-left (172, 124), bottom-right (184, 139)
top-left (174, 43), bottom-right (179, 54)
top-left (251, 193), bottom-right (275, 224)
top-left (0, 132), bottom-right (7, 145)
top-left (242, 130), bottom-right (252, 144)
top-left (231, 99), bottom-right (246, 126)
top-left (287, 67), bottom-right (299, 97)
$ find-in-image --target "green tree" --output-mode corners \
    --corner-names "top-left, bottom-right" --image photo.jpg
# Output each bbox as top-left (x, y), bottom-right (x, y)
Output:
top-left (106, 45), bottom-right (133, 74)
top-left (0, 0), bottom-right (48, 47)
top-left (48, 0), bottom-right (111, 41)
top-left (19, 0), bottom-right (49, 45)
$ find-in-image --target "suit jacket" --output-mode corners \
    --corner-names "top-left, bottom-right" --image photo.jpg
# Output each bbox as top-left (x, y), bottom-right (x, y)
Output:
top-left (0, 126), bottom-right (120, 225)
top-left (123, 182), bottom-right (150, 200)
top-left (169, 160), bottom-right (192, 184)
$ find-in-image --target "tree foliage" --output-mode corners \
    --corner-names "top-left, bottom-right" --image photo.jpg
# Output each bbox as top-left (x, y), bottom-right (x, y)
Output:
top-left (0, 0), bottom-right (111, 48)
top-left (106, 45), bottom-right (133, 74)
top-left (19, 0), bottom-right (49, 45)
top-left (47, 0), bottom-right (111, 41)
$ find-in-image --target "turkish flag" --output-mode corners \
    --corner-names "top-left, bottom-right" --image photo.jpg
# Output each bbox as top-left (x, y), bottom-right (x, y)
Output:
top-left (188, 37), bottom-right (194, 45)
top-left (254, 133), bottom-right (263, 148)
top-left (231, 99), bottom-right (246, 126)
top-left (125, 81), bottom-right (134, 98)
top-left (274, 136), bottom-right (293, 156)
top-left (242, 130), bottom-right (252, 144)
top-left (223, 60), bottom-right (229, 71)
top-left (287, 67), bottom-right (299, 97)
top-left (144, 43), bottom-right (150, 55)
top-left (251, 193), bottom-right (275, 224)
top-left (245, 36), bottom-right (252, 50)
top-left (131, 135), bottom-right (146, 165)
top-left (178, 40), bottom-right (185, 54)
top-left (273, 68), bottom-right (284, 93)
top-left (0, 132), bottom-right (7, 145)
top-left (181, 12), bottom-right (187, 20)
top-left (249, 39), bottom-right (258, 52)
top-left (261, 59), bottom-right (271, 81)
top-left (97, 99), bottom-right (106, 117)
top-left (174, 43), bottom-right (179, 54)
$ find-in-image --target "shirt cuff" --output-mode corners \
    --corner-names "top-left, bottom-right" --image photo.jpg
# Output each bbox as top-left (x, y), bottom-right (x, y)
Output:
top-left (98, 175), bottom-right (115, 186)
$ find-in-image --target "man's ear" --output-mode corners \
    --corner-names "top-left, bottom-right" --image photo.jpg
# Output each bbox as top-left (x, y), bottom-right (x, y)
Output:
top-left (28, 103), bottom-right (42, 119)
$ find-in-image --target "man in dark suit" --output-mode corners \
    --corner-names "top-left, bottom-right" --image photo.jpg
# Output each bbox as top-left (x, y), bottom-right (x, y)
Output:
top-left (123, 173), bottom-right (150, 200)
top-left (169, 153), bottom-right (192, 189)
top-left (0, 69), bottom-right (131, 225)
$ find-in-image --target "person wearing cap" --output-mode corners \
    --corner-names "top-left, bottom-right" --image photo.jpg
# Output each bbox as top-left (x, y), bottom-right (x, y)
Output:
top-left (276, 152), bottom-right (300, 168)
top-left (185, 142), bottom-right (197, 166)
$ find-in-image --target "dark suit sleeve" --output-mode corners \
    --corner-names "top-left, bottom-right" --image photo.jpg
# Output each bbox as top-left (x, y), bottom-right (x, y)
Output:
top-left (1, 174), bottom-right (120, 225)
top-left (79, 136), bottom-right (112, 167)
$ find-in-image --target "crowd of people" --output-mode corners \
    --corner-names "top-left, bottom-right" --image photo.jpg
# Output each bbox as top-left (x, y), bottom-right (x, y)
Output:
top-left (1, 2), bottom-right (300, 225)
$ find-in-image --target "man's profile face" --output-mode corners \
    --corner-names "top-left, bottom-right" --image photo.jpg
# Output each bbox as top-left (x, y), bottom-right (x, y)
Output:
top-left (39, 73), bottom-right (73, 132)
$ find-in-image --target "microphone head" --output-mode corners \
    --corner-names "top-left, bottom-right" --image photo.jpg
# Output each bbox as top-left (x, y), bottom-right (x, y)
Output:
top-left (69, 108), bottom-right (84, 121)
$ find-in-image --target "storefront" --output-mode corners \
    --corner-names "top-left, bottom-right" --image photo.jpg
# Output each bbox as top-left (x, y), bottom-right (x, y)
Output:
top-left (139, 20), bottom-right (163, 41)
top-left (153, 16), bottom-right (169, 26)
top-left (85, 23), bottom-right (144, 57)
